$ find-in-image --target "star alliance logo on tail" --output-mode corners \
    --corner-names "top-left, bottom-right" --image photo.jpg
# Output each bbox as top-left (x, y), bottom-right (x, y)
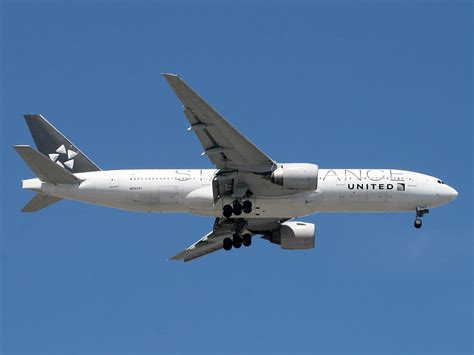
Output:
top-left (48, 144), bottom-right (78, 170)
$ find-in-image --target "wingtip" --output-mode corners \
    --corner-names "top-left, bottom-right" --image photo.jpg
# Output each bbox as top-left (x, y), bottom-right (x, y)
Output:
top-left (23, 114), bottom-right (45, 121)
top-left (162, 72), bottom-right (179, 78)
top-left (13, 144), bottom-right (31, 150)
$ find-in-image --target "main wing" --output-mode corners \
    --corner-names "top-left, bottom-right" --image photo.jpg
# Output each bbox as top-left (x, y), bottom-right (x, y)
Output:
top-left (170, 231), bottom-right (228, 262)
top-left (171, 217), bottom-right (248, 262)
top-left (171, 218), bottom-right (285, 262)
top-left (163, 74), bottom-right (276, 173)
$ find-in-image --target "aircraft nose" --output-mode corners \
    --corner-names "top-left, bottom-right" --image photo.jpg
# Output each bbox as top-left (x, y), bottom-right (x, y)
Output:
top-left (436, 183), bottom-right (458, 203)
top-left (439, 185), bottom-right (458, 202)
top-left (448, 186), bottom-right (458, 201)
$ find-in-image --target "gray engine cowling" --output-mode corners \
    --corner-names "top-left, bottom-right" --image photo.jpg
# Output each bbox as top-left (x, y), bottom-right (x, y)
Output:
top-left (264, 221), bottom-right (316, 250)
top-left (271, 163), bottom-right (319, 191)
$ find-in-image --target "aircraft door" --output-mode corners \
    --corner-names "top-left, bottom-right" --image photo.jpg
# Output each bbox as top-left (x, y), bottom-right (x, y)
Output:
top-left (110, 175), bottom-right (119, 188)
top-left (407, 174), bottom-right (417, 187)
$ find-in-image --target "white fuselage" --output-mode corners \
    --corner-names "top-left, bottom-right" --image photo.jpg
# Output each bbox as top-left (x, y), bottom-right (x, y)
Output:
top-left (22, 168), bottom-right (458, 219)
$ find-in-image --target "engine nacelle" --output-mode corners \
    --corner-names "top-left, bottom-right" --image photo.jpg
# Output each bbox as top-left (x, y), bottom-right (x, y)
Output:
top-left (265, 221), bottom-right (316, 250)
top-left (271, 163), bottom-right (319, 191)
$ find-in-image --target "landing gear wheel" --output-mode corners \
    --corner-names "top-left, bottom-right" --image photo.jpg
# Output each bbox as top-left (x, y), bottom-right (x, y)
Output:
top-left (242, 200), bottom-right (252, 214)
top-left (232, 234), bottom-right (242, 248)
top-left (223, 205), bottom-right (233, 218)
top-left (242, 233), bottom-right (252, 247)
top-left (414, 207), bottom-right (428, 229)
top-left (414, 218), bottom-right (422, 229)
top-left (232, 201), bottom-right (243, 216)
top-left (223, 237), bottom-right (233, 250)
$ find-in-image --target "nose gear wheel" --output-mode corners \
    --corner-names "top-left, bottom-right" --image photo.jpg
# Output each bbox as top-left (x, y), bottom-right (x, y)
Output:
top-left (414, 207), bottom-right (429, 229)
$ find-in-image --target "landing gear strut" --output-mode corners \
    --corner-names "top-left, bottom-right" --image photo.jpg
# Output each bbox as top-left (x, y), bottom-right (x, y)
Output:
top-left (222, 200), bottom-right (252, 218)
top-left (414, 207), bottom-right (429, 229)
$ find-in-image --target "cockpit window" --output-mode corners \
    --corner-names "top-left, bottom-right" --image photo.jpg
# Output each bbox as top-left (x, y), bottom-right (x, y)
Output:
top-left (437, 179), bottom-right (445, 184)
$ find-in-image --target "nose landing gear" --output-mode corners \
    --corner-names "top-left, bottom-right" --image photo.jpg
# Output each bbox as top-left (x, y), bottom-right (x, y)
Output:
top-left (414, 218), bottom-right (422, 229)
top-left (414, 207), bottom-right (429, 229)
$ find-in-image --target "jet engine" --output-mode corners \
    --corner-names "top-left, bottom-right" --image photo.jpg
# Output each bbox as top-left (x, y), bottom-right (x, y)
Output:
top-left (271, 163), bottom-right (319, 191)
top-left (263, 221), bottom-right (315, 250)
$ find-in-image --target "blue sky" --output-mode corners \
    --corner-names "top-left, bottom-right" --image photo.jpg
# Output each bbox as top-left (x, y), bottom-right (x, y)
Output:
top-left (1, 1), bottom-right (472, 354)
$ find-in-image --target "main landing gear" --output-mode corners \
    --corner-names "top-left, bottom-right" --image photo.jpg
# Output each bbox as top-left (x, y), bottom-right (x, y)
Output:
top-left (223, 233), bottom-right (252, 251)
top-left (223, 200), bottom-right (252, 218)
top-left (414, 207), bottom-right (429, 229)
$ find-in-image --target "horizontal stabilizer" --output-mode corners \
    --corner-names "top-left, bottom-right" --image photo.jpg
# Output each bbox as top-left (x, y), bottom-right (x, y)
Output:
top-left (22, 193), bottom-right (62, 212)
top-left (14, 145), bottom-right (81, 184)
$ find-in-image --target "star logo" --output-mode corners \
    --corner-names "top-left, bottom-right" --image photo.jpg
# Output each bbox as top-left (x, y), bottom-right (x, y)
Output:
top-left (49, 144), bottom-right (78, 170)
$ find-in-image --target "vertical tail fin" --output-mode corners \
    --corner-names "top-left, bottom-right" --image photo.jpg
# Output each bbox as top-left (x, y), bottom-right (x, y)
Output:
top-left (24, 114), bottom-right (101, 173)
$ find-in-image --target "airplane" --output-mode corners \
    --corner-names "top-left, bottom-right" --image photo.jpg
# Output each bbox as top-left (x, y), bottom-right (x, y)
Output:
top-left (14, 74), bottom-right (458, 262)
